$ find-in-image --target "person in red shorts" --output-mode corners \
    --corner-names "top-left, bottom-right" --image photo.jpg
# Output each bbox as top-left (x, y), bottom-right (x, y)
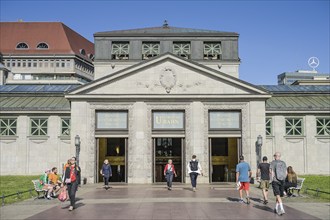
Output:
top-left (236, 155), bottom-right (252, 204)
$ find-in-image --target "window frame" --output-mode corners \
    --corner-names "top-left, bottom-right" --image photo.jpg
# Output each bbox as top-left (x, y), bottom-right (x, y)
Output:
top-left (142, 42), bottom-right (160, 59)
top-left (316, 117), bottom-right (330, 136)
top-left (203, 42), bottom-right (222, 60)
top-left (36, 42), bottom-right (49, 49)
top-left (30, 118), bottom-right (48, 136)
top-left (61, 118), bottom-right (71, 136)
top-left (285, 117), bottom-right (304, 136)
top-left (173, 42), bottom-right (191, 59)
top-left (266, 117), bottom-right (272, 136)
top-left (16, 42), bottom-right (29, 50)
top-left (0, 118), bottom-right (18, 136)
top-left (111, 42), bottom-right (130, 60)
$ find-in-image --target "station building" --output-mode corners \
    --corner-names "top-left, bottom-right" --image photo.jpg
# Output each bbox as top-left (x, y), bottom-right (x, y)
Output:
top-left (0, 22), bottom-right (329, 184)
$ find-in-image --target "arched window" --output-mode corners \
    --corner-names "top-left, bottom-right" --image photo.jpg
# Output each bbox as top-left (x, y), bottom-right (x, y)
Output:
top-left (79, 49), bottom-right (86, 55)
top-left (16, 42), bottom-right (29, 49)
top-left (88, 54), bottom-right (94, 60)
top-left (36, 42), bottom-right (49, 49)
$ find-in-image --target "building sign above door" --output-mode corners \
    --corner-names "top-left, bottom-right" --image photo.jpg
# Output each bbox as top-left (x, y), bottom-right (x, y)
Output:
top-left (96, 111), bottom-right (128, 130)
top-left (153, 111), bottom-right (184, 130)
top-left (209, 111), bottom-right (241, 130)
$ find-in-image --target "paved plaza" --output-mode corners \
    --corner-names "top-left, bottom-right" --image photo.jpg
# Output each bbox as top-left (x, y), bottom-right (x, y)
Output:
top-left (0, 183), bottom-right (329, 220)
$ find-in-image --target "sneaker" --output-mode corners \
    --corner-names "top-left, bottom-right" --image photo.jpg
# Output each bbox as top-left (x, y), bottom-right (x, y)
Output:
top-left (246, 197), bottom-right (250, 204)
top-left (68, 206), bottom-right (74, 211)
top-left (239, 199), bottom-right (244, 203)
top-left (169, 187), bottom-right (172, 191)
top-left (192, 187), bottom-right (196, 192)
top-left (277, 209), bottom-right (284, 216)
top-left (263, 200), bottom-right (268, 205)
top-left (47, 196), bottom-right (52, 200)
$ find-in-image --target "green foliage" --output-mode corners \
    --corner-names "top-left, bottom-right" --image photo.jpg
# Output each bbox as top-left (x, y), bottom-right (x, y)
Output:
top-left (300, 175), bottom-right (330, 201)
top-left (0, 175), bottom-right (40, 205)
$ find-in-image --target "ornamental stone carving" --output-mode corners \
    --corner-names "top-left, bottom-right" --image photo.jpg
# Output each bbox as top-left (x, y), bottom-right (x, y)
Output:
top-left (160, 67), bottom-right (176, 93)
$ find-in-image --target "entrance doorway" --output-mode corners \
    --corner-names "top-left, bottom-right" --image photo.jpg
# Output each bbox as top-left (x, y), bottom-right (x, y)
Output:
top-left (209, 138), bottom-right (238, 182)
top-left (97, 138), bottom-right (127, 183)
top-left (153, 138), bottom-right (184, 183)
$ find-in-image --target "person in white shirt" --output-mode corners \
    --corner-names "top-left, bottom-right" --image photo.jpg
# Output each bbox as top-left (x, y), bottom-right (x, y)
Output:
top-left (187, 155), bottom-right (203, 192)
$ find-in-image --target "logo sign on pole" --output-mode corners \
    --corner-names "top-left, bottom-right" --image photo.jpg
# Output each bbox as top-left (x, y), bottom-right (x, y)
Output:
top-left (308, 57), bottom-right (320, 71)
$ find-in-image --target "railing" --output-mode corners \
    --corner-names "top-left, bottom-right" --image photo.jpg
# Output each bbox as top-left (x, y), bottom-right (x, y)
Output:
top-left (1, 189), bottom-right (35, 206)
top-left (304, 187), bottom-right (330, 197)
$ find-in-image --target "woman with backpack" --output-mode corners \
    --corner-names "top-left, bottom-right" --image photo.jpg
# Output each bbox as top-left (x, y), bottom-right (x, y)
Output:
top-left (63, 157), bottom-right (81, 211)
top-left (187, 155), bottom-right (203, 192)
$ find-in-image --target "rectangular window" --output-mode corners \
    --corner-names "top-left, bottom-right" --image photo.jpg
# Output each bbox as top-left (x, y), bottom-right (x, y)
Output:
top-left (173, 42), bottom-right (191, 59)
top-left (17, 61), bottom-right (21, 67)
top-left (266, 117), bottom-right (272, 136)
top-left (12, 60), bottom-right (16, 67)
top-left (209, 111), bottom-right (241, 130)
top-left (61, 118), bottom-right (71, 136)
top-left (0, 118), bottom-right (17, 136)
top-left (204, 42), bottom-right (222, 60)
top-left (153, 111), bottom-right (185, 130)
top-left (22, 60), bottom-right (26, 67)
top-left (285, 118), bottom-right (303, 136)
top-left (96, 111), bottom-right (128, 130)
top-left (316, 118), bottom-right (330, 136)
top-left (111, 42), bottom-right (129, 60)
top-left (39, 61), bottom-right (43, 67)
top-left (30, 118), bottom-right (48, 136)
top-left (33, 60), bottom-right (37, 67)
top-left (142, 42), bottom-right (160, 59)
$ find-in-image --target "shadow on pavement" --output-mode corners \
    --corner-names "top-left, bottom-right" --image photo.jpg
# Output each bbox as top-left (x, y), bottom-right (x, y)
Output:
top-left (226, 197), bottom-right (240, 202)
top-left (253, 204), bottom-right (275, 214)
top-left (250, 197), bottom-right (263, 203)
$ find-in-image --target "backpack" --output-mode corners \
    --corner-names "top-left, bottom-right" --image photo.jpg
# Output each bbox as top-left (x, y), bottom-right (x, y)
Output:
top-left (190, 160), bottom-right (198, 171)
top-left (274, 160), bottom-right (287, 181)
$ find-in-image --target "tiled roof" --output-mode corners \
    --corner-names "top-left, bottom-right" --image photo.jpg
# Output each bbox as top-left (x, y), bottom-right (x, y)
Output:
top-left (0, 22), bottom-right (94, 62)
top-left (0, 96), bottom-right (70, 111)
top-left (94, 26), bottom-right (238, 37)
top-left (266, 95), bottom-right (330, 111)
top-left (259, 85), bottom-right (330, 93)
top-left (0, 84), bottom-right (81, 93)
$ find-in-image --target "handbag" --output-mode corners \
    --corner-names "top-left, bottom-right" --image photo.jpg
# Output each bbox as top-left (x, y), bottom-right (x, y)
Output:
top-left (58, 187), bottom-right (67, 202)
top-left (65, 178), bottom-right (71, 184)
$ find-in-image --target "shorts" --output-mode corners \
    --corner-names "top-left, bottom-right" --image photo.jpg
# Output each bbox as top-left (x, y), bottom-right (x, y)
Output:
top-left (260, 180), bottom-right (270, 190)
top-left (272, 180), bottom-right (284, 197)
top-left (239, 182), bottom-right (250, 191)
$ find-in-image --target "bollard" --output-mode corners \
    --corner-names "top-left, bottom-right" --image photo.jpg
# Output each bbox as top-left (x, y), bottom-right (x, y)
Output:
top-left (29, 189), bottom-right (33, 198)
top-left (1, 193), bottom-right (4, 206)
top-left (316, 188), bottom-right (320, 197)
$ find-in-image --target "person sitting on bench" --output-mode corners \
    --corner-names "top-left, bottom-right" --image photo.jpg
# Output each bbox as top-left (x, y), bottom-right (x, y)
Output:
top-left (37, 169), bottom-right (54, 199)
top-left (284, 166), bottom-right (298, 196)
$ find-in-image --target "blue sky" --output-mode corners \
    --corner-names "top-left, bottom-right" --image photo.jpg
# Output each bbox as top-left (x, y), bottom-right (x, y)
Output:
top-left (1, 0), bottom-right (329, 85)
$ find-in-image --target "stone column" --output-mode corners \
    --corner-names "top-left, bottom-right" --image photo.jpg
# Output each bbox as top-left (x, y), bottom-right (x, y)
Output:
top-left (128, 102), bottom-right (151, 183)
top-left (71, 101), bottom-right (94, 184)
top-left (246, 101), bottom-right (266, 175)
top-left (186, 101), bottom-right (208, 183)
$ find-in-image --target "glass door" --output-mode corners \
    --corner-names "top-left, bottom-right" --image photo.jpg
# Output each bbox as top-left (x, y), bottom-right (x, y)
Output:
top-left (153, 138), bottom-right (183, 183)
top-left (98, 138), bottom-right (127, 183)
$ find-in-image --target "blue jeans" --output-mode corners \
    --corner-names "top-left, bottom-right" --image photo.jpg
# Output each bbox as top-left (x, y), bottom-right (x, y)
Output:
top-left (166, 171), bottom-right (174, 187)
top-left (190, 172), bottom-right (198, 188)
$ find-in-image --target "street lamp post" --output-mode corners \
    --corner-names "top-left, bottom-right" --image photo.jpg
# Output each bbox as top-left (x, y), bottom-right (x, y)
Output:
top-left (256, 135), bottom-right (263, 167)
top-left (75, 135), bottom-right (81, 166)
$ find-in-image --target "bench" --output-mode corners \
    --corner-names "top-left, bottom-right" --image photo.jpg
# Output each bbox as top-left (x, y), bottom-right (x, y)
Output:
top-left (31, 180), bottom-right (48, 199)
top-left (288, 177), bottom-right (305, 197)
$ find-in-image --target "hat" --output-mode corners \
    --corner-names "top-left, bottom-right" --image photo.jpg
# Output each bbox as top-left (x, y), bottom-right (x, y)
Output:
top-left (262, 156), bottom-right (268, 161)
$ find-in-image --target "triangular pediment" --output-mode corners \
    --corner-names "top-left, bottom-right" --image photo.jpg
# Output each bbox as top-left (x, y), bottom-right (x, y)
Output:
top-left (67, 53), bottom-right (269, 98)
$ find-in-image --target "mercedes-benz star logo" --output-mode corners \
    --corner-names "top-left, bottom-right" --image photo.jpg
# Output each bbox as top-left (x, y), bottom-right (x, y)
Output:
top-left (308, 57), bottom-right (320, 70)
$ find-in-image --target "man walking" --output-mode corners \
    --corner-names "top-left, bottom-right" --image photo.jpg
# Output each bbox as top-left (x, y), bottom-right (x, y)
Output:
top-left (270, 152), bottom-right (287, 216)
top-left (187, 155), bottom-right (202, 192)
top-left (257, 156), bottom-right (271, 204)
top-left (236, 155), bottom-right (252, 204)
